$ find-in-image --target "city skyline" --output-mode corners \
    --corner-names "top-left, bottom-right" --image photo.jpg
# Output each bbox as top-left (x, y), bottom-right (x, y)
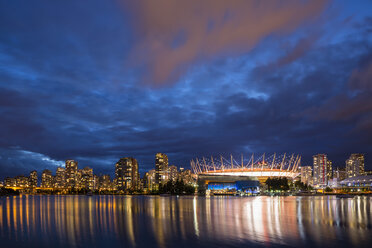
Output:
top-left (1, 151), bottom-right (368, 184)
top-left (1, 1), bottom-right (372, 179)
top-left (1, 2), bottom-right (372, 248)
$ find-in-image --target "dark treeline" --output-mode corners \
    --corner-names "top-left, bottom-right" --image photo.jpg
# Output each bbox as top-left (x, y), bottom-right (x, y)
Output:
top-left (0, 187), bottom-right (20, 196)
top-left (158, 179), bottom-right (195, 195)
top-left (265, 177), bottom-right (312, 191)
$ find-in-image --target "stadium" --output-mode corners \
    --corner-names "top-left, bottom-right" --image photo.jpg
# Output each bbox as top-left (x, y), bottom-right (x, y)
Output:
top-left (191, 153), bottom-right (301, 194)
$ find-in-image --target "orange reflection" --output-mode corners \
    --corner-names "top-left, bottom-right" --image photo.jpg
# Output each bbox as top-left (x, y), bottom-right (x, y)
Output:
top-left (0, 195), bottom-right (371, 248)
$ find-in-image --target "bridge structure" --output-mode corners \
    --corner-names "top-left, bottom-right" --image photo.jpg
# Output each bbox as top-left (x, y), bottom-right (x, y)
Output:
top-left (191, 153), bottom-right (301, 183)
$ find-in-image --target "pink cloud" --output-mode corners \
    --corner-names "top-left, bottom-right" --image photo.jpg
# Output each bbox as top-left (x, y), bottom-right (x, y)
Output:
top-left (125, 0), bottom-right (329, 86)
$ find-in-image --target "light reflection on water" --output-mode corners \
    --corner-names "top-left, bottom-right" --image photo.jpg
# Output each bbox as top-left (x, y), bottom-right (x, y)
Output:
top-left (0, 195), bottom-right (371, 248)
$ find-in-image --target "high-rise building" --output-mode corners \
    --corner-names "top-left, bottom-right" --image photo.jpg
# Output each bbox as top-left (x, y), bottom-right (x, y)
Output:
top-left (115, 157), bottom-right (140, 191)
top-left (65, 160), bottom-right (78, 188)
top-left (300, 166), bottom-right (312, 185)
top-left (179, 169), bottom-right (195, 185)
top-left (168, 165), bottom-right (178, 182)
top-left (41, 169), bottom-right (53, 188)
top-left (80, 167), bottom-right (94, 190)
top-left (155, 153), bottom-right (169, 186)
top-left (54, 167), bottom-right (66, 188)
top-left (143, 169), bottom-right (156, 192)
top-left (93, 175), bottom-right (99, 191)
top-left (346, 154), bottom-right (365, 178)
top-left (313, 154), bottom-right (328, 188)
top-left (99, 175), bottom-right (112, 191)
top-left (29, 170), bottom-right (38, 188)
top-left (4, 177), bottom-right (16, 187)
top-left (15, 175), bottom-right (29, 188)
top-left (333, 167), bottom-right (347, 181)
top-left (326, 160), bottom-right (333, 182)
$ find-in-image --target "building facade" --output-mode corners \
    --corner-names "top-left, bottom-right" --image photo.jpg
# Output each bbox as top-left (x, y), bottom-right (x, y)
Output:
top-left (168, 165), bottom-right (178, 182)
top-left (300, 166), bottom-right (312, 185)
top-left (143, 169), bottom-right (156, 192)
top-left (65, 160), bottom-right (78, 188)
top-left (346, 154), bottom-right (365, 178)
top-left (326, 160), bottom-right (333, 182)
top-left (54, 167), bottom-right (66, 188)
top-left (41, 169), bottom-right (53, 188)
top-left (29, 170), bottom-right (38, 188)
top-left (115, 157), bottom-right (140, 191)
top-left (155, 153), bottom-right (169, 186)
top-left (313, 154), bottom-right (328, 188)
top-left (179, 169), bottom-right (195, 185)
top-left (99, 175), bottom-right (112, 191)
top-left (80, 167), bottom-right (94, 190)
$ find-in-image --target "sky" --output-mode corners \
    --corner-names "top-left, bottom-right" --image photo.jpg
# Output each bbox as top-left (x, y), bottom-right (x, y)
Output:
top-left (0, 0), bottom-right (372, 179)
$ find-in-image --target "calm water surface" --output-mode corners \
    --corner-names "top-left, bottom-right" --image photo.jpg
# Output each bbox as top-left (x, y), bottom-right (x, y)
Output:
top-left (0, 195), bottom-right (371, 248)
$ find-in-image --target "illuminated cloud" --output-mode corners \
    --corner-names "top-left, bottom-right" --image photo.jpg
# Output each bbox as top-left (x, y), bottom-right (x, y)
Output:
top-left (126, 0), bottom-right (328, 85)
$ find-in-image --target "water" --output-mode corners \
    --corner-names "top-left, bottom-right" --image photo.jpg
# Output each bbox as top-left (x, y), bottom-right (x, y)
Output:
top-left (0, 195), bottom-right (371, 248)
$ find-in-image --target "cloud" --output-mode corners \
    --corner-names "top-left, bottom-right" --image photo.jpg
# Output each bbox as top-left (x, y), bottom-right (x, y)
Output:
top-left (126, 0), bottom-right (329, 86)
top-left (307, 54), bottom-right (372, 131)
top-left (0, 147), bottom-right (64, 178)
top-left (1, 1), bottom-right (372, 179)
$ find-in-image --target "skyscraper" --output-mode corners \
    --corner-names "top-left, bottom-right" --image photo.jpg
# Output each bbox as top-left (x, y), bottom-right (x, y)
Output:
top-left (300, 166), bottom-right (312, 185)
top-left (143, 169), bottom-right (156, 192)
top-left (155, 153), bottom-right (169, 186)
top-left (115, 157), bottom-right (140, 191)
top-left (29, 170), bottom-right (38, 188)
top-left (168, 165), bottom-right (178, 182)
top-left (54, 167), bottom-right (66, 188)
top-left (99, 175), bottom-right (112, 191)
top-left (41, 169), bottom-right (53, 188)
top-left (179, 169), bottom-right (195, 185)
top-left (326, 160), bottom-right (333, 182)
top-left (346, 154), bottom-right (365, 178)
top-left (313, 154), bottom-right (328, 188)
top-left (65, 160), bottom-right (78, 188)
top-left (80, 167), bottom-right (94, 190)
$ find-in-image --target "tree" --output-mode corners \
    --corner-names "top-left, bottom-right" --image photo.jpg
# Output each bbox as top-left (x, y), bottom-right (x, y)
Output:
top-left (325, 187), bottom-right (333, 193)
top-left (265, 177), bottom-right (290, 191)
top-left (159, 179), bottom-right (195, 195)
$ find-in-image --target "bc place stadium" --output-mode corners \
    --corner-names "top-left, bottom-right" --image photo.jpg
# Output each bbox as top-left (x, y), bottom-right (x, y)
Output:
top-left (191, 153), bottom-right (301, 195)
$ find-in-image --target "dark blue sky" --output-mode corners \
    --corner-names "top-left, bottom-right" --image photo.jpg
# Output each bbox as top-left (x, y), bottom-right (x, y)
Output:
top-left (1, 0), bottom-right (372, 179)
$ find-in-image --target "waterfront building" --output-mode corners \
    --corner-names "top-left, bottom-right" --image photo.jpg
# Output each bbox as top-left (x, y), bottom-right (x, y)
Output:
top-left (333, 167), bottom-right (347, 181)
top-left (179, 169), bottom-right (195, 185)
top-left (80, 167), bottom-right (94, 190)
top-left (300, 166), bottom-right (312, 185)
top-left (168, 165), bottom-right (178, 182)
top-left (75, 169), bottom-right (82, 189)
top-left (340, 174), bottom-right (372, 190)
top-left (326, 160), bottom-right (333, 181)
top-left (4, 177), bottom-right (16, 187)
top-left (54, 167), bottom-right (66, 188)
top-left (143, 169), bottom-right (156, 192)
top-left (198, 174), bottom-right (260, 194)
top-left (29, 170), bottom-right (38, 188)
top-left (155, 153), bottom-right (169, 186)
top-left (346, 154), bottom-right (365, 178)
top-left (313, 154), bottom-right (328, 188)
top-left (93, 175), bottom-right (99, 190)
top-left (99, 175), bottom-right (112, 191)
top-left (65, 160), bottom-right (78, 188)
top-left (115, 157), bottom-right (140, 191)
top-left (15, 175), bottom-right (29, 188)
top-left (192, 153), bottom-right (300, 184)
top-left (41, 169), bottom-right (53, 188)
